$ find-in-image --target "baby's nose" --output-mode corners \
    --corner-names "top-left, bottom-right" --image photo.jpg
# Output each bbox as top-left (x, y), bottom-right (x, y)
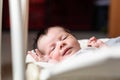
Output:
top-left (57, 41), bottom-right (65, 49)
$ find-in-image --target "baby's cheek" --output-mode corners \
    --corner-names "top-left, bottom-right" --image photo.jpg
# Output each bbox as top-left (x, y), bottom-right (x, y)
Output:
top-left (51, 52), bottom-right (61, 61)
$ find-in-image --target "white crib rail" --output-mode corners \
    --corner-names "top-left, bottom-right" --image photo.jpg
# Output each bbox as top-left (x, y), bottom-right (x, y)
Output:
top-left (21, 0), bottom-right (29, 53)
top-left (8, 0), bottom-right (29, 80)
top-left (0, 0), bottom-right (3, 80)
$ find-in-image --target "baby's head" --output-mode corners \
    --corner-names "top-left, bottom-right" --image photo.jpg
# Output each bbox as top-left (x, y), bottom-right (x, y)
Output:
top-left (34, 26), bottom-right (81, 62)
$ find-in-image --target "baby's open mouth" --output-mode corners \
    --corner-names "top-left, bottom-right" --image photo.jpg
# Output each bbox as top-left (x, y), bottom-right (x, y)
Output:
top-left (62, 47), bottom-right (72, 56)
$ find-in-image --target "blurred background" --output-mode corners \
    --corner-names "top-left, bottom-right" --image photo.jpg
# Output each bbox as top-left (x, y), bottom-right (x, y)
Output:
top-left (1, 0), bottom-right (120, 80)
top-left (3, 0), bottom-right (110, 31)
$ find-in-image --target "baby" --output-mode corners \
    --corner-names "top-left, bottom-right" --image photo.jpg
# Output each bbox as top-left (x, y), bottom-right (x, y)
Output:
top-left (27, 26), bottom-right (108, 63)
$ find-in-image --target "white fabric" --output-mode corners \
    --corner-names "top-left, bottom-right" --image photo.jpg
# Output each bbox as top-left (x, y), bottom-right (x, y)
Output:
top-left (40, 46), bottom-right (120, 80)
top-left (26, 38), bottom-right (120, 80)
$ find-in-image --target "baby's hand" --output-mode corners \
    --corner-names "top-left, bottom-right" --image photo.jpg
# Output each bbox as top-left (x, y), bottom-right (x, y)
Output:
top-left (27, 49), bottom-right (44, 62)
top-left (87, 36), bottom-right (107, 48)
top-left (27, 49), bottom-right (51, 62)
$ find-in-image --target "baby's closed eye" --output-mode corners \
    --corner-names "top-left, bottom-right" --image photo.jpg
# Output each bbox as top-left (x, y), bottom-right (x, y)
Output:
top-left (51, 46), bottom-right (55, 51)
top-left (61, 35), bottom-right (68, 40)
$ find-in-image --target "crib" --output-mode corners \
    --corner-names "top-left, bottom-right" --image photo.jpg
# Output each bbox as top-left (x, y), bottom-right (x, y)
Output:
top-left (1, 0), bottom-right (120, 80)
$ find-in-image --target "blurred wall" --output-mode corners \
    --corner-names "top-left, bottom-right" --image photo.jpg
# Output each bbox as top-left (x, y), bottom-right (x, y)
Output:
top-left (108, 0), bottom-right (120, 37)
top-left (3, 0), bottom-right (94, 31)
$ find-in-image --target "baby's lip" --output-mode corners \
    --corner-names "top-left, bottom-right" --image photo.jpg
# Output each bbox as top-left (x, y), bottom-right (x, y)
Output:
top-left (62, 47), bottom-right (72, 56)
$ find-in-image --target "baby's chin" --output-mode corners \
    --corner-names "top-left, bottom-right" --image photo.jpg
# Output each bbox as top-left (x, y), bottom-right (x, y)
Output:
top-left (48, 50), bottom-right (79, 64)
top-left (69, 49), bottom-right (79, 55)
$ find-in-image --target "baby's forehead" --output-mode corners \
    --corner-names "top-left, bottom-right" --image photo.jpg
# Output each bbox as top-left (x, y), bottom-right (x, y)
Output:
top-left (48, 27), bottom-right (66, 32)
top-left (39, 28), bottom-right (72, 44)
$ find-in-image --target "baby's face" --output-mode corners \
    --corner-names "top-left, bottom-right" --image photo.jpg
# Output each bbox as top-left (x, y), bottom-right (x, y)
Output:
top-left (37, 27), bottom-right (80, 63)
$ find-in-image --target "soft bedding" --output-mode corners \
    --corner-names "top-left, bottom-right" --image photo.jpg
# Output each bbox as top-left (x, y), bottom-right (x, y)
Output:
top-left (40, 47), bottom-right (120, 80)
top-left (26, 38), bottom-right (120, 80)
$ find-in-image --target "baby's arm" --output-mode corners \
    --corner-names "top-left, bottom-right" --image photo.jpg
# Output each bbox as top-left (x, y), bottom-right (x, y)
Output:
top-left (87, 36), bottom-right (108, 48)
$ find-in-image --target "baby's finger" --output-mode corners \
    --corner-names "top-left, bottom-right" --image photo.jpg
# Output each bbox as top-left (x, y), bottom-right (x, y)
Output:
top-left (89, 36), bottom-right (97, 42)
top-left (28, 51), bottom-right (40, 61)
top-left (34, 49), bottom-right (43, 57)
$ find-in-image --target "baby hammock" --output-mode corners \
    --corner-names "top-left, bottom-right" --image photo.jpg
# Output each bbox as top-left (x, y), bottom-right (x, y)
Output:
top-left (0, 0), bottom-right (120, 80)
top-left (26, 39), bottom-right (120, 80)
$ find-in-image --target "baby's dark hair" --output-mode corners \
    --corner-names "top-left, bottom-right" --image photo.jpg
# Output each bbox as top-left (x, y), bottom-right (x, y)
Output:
top-left (33, 26), bottom-right (76, 50)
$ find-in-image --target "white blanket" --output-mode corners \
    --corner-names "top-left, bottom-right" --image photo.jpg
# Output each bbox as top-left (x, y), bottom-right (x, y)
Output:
top-left (26, 38), bottom-right (120, 80)
top-left (40, 46), bottom-right (120, 80)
